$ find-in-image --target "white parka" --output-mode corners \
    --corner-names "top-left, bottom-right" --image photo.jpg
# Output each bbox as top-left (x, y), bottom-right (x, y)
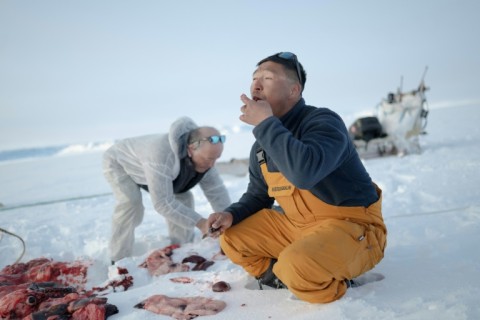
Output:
top-left (107, 117), bottom-right (231, 228)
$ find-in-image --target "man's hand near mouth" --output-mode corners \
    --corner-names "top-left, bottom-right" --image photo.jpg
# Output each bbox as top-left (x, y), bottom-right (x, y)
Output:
top-left (239, 93), bottom-right (273, 126)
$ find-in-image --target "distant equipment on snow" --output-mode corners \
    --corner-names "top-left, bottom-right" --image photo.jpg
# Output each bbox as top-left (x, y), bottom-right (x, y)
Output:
top-left (349, 67), bottom-right (430, 159)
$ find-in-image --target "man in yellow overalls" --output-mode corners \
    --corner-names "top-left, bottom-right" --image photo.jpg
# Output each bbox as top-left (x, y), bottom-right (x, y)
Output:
top-left (207, 52), bottom-right (387, 303)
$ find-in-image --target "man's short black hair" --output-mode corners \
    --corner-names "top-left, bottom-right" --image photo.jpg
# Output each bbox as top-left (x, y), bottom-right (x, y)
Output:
top-left (257, 52), bottom-right (307, 90)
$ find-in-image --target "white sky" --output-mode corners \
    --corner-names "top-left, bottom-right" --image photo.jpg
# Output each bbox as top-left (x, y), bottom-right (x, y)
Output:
top-left (1, 0), bottom-right (479, 150)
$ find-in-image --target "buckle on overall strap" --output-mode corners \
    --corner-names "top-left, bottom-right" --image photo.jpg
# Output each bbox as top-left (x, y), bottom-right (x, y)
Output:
top-left (256, 148), bottom-right (266, 165)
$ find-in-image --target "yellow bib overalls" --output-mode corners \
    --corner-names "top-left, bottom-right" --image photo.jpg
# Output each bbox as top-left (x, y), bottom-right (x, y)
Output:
top-left (220, 161), bottom-right (387, 303)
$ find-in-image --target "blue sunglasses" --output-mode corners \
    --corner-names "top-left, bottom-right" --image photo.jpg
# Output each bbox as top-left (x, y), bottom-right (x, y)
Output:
top-left (276, 52), bottom-right (303, 85)
top-left (194, 135), bottom-right (226, 145)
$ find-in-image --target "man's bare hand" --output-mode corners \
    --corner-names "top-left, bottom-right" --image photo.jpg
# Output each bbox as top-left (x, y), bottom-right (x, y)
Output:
top-left (195, 218), bottom-right (209, 236)
top-left (205, 212), bottom-right (234, 238)
top-left (239, 94), bottom-right (273, 126)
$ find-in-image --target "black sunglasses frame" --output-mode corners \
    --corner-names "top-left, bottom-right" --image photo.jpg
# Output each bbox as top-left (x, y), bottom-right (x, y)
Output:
top-left (276, 52), bottom-right (303, 85)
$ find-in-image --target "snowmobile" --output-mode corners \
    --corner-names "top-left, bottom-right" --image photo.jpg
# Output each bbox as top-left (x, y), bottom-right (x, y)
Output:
top-left (349, 67), bottom-right (430, 159)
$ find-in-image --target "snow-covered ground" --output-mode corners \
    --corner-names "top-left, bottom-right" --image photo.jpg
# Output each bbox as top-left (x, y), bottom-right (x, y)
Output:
top-left (1, 104), bottom-right (479, 319)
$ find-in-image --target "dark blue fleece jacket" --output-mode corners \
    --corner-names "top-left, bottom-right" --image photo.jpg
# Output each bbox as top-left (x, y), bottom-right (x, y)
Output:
top-left (226, 98), bottom-right (379, 225)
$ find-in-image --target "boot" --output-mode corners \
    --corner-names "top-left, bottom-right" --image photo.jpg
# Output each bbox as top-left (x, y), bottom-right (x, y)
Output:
top-left (256, 259), bottom-right (287, 290)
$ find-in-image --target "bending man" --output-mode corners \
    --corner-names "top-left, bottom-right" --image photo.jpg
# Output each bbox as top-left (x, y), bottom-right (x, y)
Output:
top-left (104, 116), bottom-right (231, 262)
